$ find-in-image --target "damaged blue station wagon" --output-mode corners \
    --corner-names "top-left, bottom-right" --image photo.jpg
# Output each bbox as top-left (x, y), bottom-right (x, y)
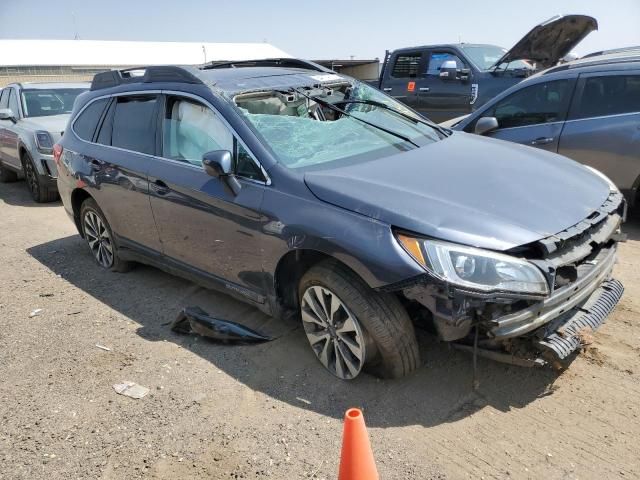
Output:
top-left (55, 60), bottom-right (625, 380)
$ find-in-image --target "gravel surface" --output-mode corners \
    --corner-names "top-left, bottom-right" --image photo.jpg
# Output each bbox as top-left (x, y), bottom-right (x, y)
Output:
top-left (1, 181), bottom-right (639, 479)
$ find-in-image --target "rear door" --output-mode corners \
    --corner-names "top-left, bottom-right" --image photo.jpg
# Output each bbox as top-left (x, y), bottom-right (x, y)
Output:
top-left (418, 50), bottom-right (473, 122)
top-left (78, 93), bottom-right (162, 251)
top-left (380, 50), bottom-right (426, 112)
top-left (0, 88), bottom-right (10, 164)
top-left (478, 78), bottom-right (575, 152)
top-left (146, 93), bottom-right (269, 300)
top-left (559, 70), bottom-right (640, 197)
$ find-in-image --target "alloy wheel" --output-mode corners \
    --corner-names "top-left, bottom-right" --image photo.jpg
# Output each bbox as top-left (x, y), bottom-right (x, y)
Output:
top-left (83, 210), bottom-right (114, 268)
top-left (301, 286), bottom-right (366, 380)
top-left (23, 157), bottom-right (39, 198)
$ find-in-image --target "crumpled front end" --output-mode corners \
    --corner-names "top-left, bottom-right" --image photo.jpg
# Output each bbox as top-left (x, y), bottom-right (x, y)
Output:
top-left (389, 191), bottom-right (626, 364)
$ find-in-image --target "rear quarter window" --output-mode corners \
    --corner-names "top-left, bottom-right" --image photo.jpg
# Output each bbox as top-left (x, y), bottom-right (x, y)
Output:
top-left (73, 98), bottom-right (109, 141)
top-left (392, 53), bottom-right (422, 78)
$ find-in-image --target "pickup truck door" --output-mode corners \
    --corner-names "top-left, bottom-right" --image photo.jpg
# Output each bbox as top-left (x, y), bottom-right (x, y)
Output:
top-left (558, 70), bottom-right (640, 195)
top-left (380, 50), bottom-right (426, 112)
top-left (482, 78), bottom-right (575, 153)
top-left (416, 50), bottom-right (473, 123)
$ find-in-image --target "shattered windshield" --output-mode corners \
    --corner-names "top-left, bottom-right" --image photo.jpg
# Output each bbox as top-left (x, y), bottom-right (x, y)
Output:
top-left (460, 45), bottom-right (532, 71)
top-left (233, 80), bottom-right (443, 169)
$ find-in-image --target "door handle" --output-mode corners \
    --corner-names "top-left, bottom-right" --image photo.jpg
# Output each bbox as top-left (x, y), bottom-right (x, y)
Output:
top-left (419, 87), bottom-right (430, 92)
top-left (530, 137), bottom-right (554, 146)
top-left (152, 179), bottom-right (170, 195)
top-left (382, 87), bottom-right (392, 92)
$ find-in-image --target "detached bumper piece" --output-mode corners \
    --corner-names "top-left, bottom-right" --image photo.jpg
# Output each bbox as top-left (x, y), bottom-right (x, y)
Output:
top-left (536, 278), bottom-right (624, 359)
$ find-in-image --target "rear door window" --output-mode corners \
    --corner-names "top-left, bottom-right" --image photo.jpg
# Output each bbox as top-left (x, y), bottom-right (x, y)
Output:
top-left (572, 74), bottom-right (640, 119)
top-left (487, 79), bottom-right (571, 129)
top-left (73, 98), bottom-right (109, 141)
top-left (110, 95), bottom-right (158, 155)
top-left (391, 53), bottom-right (422, 78)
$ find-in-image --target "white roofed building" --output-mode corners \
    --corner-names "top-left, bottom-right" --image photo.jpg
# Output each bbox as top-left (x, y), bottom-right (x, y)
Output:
top-left (0, 39), bottom-right (292, 87)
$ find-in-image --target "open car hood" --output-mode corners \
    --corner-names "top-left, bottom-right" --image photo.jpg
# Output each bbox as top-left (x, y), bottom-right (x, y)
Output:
top-left (491, 14), bottom-right (598, 70)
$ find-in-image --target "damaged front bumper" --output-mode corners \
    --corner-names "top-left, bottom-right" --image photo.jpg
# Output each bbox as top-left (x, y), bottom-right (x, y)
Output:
top-left (394, 191), bottom-right (626, 365)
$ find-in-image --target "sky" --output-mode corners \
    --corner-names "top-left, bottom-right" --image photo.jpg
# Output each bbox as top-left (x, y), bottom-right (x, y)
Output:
top-left (1, 0), bottom-right (639, 59)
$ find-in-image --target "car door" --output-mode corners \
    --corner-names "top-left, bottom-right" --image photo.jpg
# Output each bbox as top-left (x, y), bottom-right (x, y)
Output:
top-left (0, 88), bottom-right (22, 169)
top-left (381, 50), bottom-right (426, 112)
top-left (418, 50), bottom-right (473, 122)
top-left (81, 93), bottom-right (163, 252)
top-left (0, 88), bottom-right (9, 163)
top-left (477, 78), bottom-right (575, 152)
top-left (146, 93), bottom-right (269, 300)
top-left (558, 70), bottom-right (640, 196)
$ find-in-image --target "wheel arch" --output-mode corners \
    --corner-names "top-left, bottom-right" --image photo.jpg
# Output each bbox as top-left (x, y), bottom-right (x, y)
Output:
top-left (70, 188), bottom-right (94, 237)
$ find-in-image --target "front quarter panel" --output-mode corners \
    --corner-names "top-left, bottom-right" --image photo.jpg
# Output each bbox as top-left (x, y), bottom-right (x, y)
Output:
top-left (259, 185), bottom-right (425, 290)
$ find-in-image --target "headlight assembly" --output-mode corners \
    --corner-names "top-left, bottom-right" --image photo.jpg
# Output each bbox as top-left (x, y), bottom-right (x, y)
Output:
top-left (35, 131), bottom-right (54, 154)
top-left (396, 234), bottom-right (549, 296)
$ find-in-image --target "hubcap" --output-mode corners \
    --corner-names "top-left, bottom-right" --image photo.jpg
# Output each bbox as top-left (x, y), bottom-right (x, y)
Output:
top-left (83, 211), bottom-right (114, 268)
top-left (301, 286), bottom-right (366, 380)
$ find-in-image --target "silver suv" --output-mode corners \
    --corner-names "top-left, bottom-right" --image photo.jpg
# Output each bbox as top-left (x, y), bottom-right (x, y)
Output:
top-left (0, 82), bottom-right (89, 202)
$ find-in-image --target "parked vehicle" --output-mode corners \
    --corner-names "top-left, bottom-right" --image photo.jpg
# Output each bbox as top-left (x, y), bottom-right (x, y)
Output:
top-left (0, 82), bottom-right (89, 202)
top-left (446, 53), bottom-right (640, 205)
top-left (57, 63), bottom-right (624, 380)
top-left (378, 15), bottom-right (597, 122)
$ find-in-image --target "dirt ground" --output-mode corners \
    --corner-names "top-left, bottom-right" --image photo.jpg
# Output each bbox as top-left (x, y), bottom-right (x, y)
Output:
top-left (0, 180), bottom-right (639, 480)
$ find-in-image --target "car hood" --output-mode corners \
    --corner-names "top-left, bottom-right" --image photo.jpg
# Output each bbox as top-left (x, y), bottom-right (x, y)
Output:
top-left (20, 114), bottom-right (70, 141)
top-left (490, 14), bottom-right (598, 70)
top-left (304, 133), bottom-right (610, 251)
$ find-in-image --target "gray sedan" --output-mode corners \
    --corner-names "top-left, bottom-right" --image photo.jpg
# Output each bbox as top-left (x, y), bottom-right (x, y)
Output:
top-left (447, 53), bottom-right (640, 205)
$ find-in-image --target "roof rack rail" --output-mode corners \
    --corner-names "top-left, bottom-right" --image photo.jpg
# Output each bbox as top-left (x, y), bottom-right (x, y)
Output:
top-left (200, 58), bottom-right (332, 73)
top-left (90, 66), bottom-right (203, 91)
top-left (582, 46), bottom-right (640, 59)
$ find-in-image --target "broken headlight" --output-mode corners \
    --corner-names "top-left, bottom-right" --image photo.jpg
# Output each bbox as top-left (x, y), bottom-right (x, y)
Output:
top-left (396, 235), bottom-right (549, 296)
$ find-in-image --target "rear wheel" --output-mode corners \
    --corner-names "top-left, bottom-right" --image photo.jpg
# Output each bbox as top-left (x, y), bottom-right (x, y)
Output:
top-left (22, 152), bottom-right (58, 203)
top-left (299, 260), bottom-right (420, 380)
top-left (80, 198), bottom-right (131, 272)
top-left (0, 162), bottom-right (18, 183)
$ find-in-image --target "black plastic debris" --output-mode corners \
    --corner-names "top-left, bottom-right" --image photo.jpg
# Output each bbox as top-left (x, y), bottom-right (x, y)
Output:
top-left (171, 306), bottom-right (272, 343)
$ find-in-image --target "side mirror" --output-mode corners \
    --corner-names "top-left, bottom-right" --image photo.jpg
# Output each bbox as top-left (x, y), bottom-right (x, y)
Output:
top-left (0, 108), bottom-right (17, 123)
top-left (438, 60), bottom-right (459, 81)
top-left (202, 150), bottom-right (241, 195)
top-left (474, 116), bottom-right (499, 135)
top-left (202, 150), bottom-right (232, 178)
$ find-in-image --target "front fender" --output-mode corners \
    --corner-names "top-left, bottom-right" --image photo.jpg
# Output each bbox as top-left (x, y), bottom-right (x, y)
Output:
top-left (260, 188), bottom-right (424, 289)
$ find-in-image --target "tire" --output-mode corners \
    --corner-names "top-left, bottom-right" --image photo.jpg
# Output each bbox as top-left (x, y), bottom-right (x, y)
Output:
top-left (0, 162), bottom-right (18, 183)
top-left (80, 198), bottom-right (132, 273)
top-left (22, 152), bottom-right (58, 203)
top-left (299, 259), bottom-right (420, 380)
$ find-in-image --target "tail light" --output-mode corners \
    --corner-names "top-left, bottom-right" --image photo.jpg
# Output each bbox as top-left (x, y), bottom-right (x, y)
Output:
top-left (53, 144), bottom-right (63, 166)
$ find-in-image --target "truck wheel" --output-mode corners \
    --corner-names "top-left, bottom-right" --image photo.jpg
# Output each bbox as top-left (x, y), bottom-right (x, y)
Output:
top-left (0, 162), bottom-right (18, 183)
top-left (22, 152), bottom-right (58, 203)
top-left (299, 260), bottom-right (420, 380)
top-left (80, 198), bottom-right (131, 273)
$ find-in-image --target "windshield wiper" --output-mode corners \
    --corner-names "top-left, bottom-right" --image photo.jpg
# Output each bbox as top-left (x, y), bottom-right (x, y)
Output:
top-left (291, 88), bottom-right (420, 148)
top-left (334, 99), bottom-right (451, 137)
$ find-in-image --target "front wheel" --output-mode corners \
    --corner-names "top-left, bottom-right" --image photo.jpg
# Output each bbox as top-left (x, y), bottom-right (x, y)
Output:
top-left (22, 152), bottom-right (58, 203)
top-left (80, 198), bottom-right (131, 272)
top-left (299, 260), bottom-right (420, 380)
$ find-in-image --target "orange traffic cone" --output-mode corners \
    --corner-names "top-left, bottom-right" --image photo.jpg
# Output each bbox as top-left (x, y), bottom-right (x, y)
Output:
top-left (338, 408), bottom-right (379, 480)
